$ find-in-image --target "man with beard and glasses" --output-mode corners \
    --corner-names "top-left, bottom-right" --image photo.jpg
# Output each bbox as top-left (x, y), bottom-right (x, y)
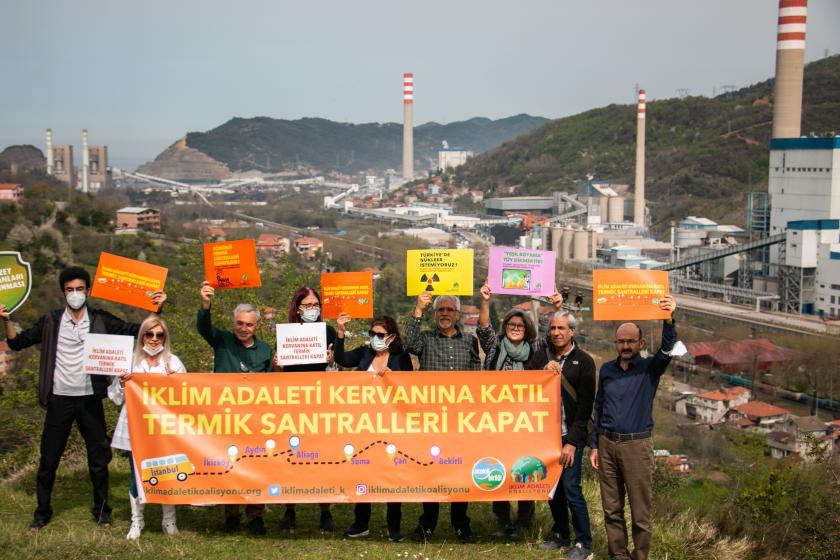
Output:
top-left (589, 295), bottom-right (677, 560)
top-left (403, 292), bottom-right (480, 544)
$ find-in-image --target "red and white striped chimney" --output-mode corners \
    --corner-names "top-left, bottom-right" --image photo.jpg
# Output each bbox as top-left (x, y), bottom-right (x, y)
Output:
top-left (772, 0), bottom-right (807, 139)
top-left (402, 73), bottom-right (414, 178)
top-left (633, 89), bottom-right (646, 228)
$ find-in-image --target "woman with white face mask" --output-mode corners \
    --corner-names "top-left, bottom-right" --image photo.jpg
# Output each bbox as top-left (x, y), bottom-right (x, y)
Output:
top-left (275, 285), bottom-right (338, 532)
top-left (334, 313), bottom-right (413, 542)
top-left (108, 315), bottom-right (185, 540)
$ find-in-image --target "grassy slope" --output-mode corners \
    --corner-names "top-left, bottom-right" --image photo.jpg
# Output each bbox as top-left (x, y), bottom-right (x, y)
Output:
top-left (0, 448), bottom-right (753, 560)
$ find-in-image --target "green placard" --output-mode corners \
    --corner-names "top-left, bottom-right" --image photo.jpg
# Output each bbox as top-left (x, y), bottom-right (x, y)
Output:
top-left (0, 252), bottom-right (32, 314)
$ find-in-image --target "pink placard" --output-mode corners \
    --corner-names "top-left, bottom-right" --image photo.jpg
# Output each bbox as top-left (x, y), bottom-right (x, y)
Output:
top-left (487, 246), bottom-right (556, 296)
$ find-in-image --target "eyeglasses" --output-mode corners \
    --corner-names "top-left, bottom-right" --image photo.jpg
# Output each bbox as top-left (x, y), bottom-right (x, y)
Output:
top-left (435, 307), bottom-right (457, 313)
top-left (299, 303), bottom-right (321, 310)
top-left (368, 331), bottom-right (390, 339)
top-left (144, 331), bottom-right (165, 340)
top-left (506, 322), bottom-right (526, 331)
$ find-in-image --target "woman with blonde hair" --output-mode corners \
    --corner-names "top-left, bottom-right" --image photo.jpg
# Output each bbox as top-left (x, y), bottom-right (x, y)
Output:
top-left (108, 315), bottom-right (186, 540)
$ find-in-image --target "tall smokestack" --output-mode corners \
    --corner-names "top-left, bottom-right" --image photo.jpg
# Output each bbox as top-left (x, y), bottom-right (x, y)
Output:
top-left (633, 88), bottom-right (646, 228)
top-left (402, 72), bottom-right (414, 179)
top-left (46, 129), bottom-right (54, 175)
top-left (772, 0), bottom-right (807, 139)
top-left (81, 129), bottom-right (90, 193)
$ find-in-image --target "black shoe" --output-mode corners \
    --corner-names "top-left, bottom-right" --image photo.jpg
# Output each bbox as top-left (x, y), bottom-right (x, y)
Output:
top-left (96, 511), bottom-right (112, 527)
top-left (411, 525), bottom-right (433, 542)
top-left (455, 527), bottom-right (476, 544)
top-left (343, 523), bottom-right (369, 538)
top-left (29, 517), bottom-right (49, 530)
top-left (491, 517), bottom-right (512, 539)
top-left (278, 508), bottom-right (296, 532)
top-left (223, 516), bottom-right (241, 533)
top-left (538, 532), bottom-right (568, 550)
top-left (246, 516), bottom-right (267, 536)
top-left (319, 510), bottom-right (336, 532)
top-left (388, 528), bottom-right (405, 542)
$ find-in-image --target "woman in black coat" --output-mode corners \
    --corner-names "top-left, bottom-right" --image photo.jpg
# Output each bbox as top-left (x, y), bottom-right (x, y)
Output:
top-left (334, 313), bottom-right (412, 542)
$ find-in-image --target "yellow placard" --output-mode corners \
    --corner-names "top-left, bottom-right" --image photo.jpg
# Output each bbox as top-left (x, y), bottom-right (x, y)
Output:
top-left (406, 249), bottom-right (474, 296)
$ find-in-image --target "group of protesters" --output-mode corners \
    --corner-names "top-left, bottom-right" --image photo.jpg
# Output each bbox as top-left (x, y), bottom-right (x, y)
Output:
top-left (0, 264), bottom-right (677, 560)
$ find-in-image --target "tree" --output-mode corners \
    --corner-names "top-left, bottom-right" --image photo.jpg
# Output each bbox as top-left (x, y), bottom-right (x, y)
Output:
top-left (6, 223), bottom-right (33, 251)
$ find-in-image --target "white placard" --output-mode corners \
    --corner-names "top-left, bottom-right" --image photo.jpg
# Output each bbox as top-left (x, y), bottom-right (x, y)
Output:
top-left (275, 322), bottom-right (327, 366)
top-left (83, 333), bottom-right (135, 376)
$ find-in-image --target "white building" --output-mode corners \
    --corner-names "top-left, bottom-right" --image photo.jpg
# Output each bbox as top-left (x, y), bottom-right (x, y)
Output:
top-left (815, 242), bottom-right (840, 318)
top-left (438, 147), bottom-right (473, 172)
top-left (679, 387), bottom-right (751, 424)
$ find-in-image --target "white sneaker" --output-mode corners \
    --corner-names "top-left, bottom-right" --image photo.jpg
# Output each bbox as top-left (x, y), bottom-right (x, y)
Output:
top-left (161, 505), bottom-right (179, 535)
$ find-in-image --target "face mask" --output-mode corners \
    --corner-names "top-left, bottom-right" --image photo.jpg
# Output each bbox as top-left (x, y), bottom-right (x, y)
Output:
top-left (300, 308), bottom-right (320, 323)
top-left (66, 291), bottom-right (86, 310)
top-left (370, 336), bottom-right (390, 352)
top-left (143, 344), bottom-right (164, 356)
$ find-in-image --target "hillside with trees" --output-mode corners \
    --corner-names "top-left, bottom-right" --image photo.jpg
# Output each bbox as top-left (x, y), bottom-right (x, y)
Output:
top-left (454, 55), bottom-right (840, 233)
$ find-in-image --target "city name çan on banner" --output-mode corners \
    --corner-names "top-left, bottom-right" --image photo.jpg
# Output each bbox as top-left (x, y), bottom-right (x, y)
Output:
top-left (125, 371), bottom-right (562, 504)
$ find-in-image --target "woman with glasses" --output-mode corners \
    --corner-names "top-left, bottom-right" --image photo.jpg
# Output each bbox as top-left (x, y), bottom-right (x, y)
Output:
top-left (334, 312), bottom-right (412, 542)
top-left (275, 286), bottom-right (338, 532)
top-left (476, 281), bottom-right (562, 539)
top-left (108, 315), bottom-right (185, 540)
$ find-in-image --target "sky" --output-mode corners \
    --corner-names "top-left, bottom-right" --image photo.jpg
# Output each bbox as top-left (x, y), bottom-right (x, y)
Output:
top-left (2, 0), bottom-right (839, 170)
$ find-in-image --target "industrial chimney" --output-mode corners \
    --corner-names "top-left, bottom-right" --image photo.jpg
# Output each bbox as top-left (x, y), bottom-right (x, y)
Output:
top-left (771, 0), bottom-right (807, 139)
top-left (46, 129), bottom-right (54, 175)
top-left (402, 73), bottom-right (414, 179)
top-left (81, 129), bottom-right (90, 193)
top-left (633, 89), bottom-right (646, 228)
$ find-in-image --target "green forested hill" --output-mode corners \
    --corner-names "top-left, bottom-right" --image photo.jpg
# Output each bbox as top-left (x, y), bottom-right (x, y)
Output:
top-left (455, 55), bottom-right (840, 232)
top-left (183, 114), bottom-right (549, 173)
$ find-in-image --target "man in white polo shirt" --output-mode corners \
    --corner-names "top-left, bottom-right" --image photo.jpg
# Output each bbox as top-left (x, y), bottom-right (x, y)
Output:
top-left (1, 266), bottom-right (165, 530)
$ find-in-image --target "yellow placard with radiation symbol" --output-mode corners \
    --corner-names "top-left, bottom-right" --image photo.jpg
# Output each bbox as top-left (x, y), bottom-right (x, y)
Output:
top-left (406, 249), bottom-right (474, 296)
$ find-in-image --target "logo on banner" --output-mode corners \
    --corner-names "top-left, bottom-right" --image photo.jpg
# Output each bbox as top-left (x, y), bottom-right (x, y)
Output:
top-left (355, 484), bottom-right (368, 496)
top-left (472, 457), bottom-right (506, 491)
top-left (511, 456), bottom-right (548, 483)
top-left (0, 251), bottom-right (32, 314)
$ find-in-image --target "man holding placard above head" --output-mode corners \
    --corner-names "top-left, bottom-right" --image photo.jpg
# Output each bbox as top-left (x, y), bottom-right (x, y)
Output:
top-left (526, 308), bottom-right (595, 560)
top-left (589, 295), bottom-right (678, 560)
top-left (273, 285), bottom-right (337, 533)
top-left (196, 280), bottom-right (272, 535)
top-left (403, 291), bottom-right (480, 544)
top-left (0, 266), bottom-right (165, 530)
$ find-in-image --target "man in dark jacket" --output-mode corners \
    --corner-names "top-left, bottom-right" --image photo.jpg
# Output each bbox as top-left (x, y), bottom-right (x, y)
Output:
top-left (0, 266), bottom-right (165, 530)
top-left (526, 311), bottom-right (595, 560)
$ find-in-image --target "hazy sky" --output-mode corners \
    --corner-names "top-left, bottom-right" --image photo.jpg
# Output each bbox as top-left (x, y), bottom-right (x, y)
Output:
top-left (2, 0), bottom-right (839, 169)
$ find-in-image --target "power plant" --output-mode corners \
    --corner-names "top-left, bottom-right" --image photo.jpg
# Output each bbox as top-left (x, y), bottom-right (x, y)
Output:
top-left (44, 128), bottom-right (110, 192)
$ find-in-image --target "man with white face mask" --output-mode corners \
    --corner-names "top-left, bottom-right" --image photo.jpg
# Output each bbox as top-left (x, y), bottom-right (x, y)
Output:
top-left (0, 266), bottom-right (166, 530)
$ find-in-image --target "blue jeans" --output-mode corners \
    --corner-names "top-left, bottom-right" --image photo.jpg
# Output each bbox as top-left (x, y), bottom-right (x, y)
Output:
top-left (548, 445), bottom-right (592, 548)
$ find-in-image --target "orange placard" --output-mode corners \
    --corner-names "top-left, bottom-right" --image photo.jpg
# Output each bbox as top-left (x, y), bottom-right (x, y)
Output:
top-left (90, 252), bottom-right (168, 312)
top-left (126, 371), bottom-right (562, 504)
top-left (203, 239), bottom-right (261, 289)
top-left (321, 271), bottom-right (373, 319)
top-left (592, 269), bottom-right (670, 321)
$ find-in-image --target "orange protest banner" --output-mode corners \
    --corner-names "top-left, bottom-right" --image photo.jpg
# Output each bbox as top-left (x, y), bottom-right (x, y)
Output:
top-left (592, 269), bottom-right (670, 321)
top-left (321, 271), bottom-right (373, 319)
top-left (126, 371), bottom-right (562, 504)
top-left (203, 239), bottom-right (261, 289)
top-left (90, 252), bottom-right (168, 312)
